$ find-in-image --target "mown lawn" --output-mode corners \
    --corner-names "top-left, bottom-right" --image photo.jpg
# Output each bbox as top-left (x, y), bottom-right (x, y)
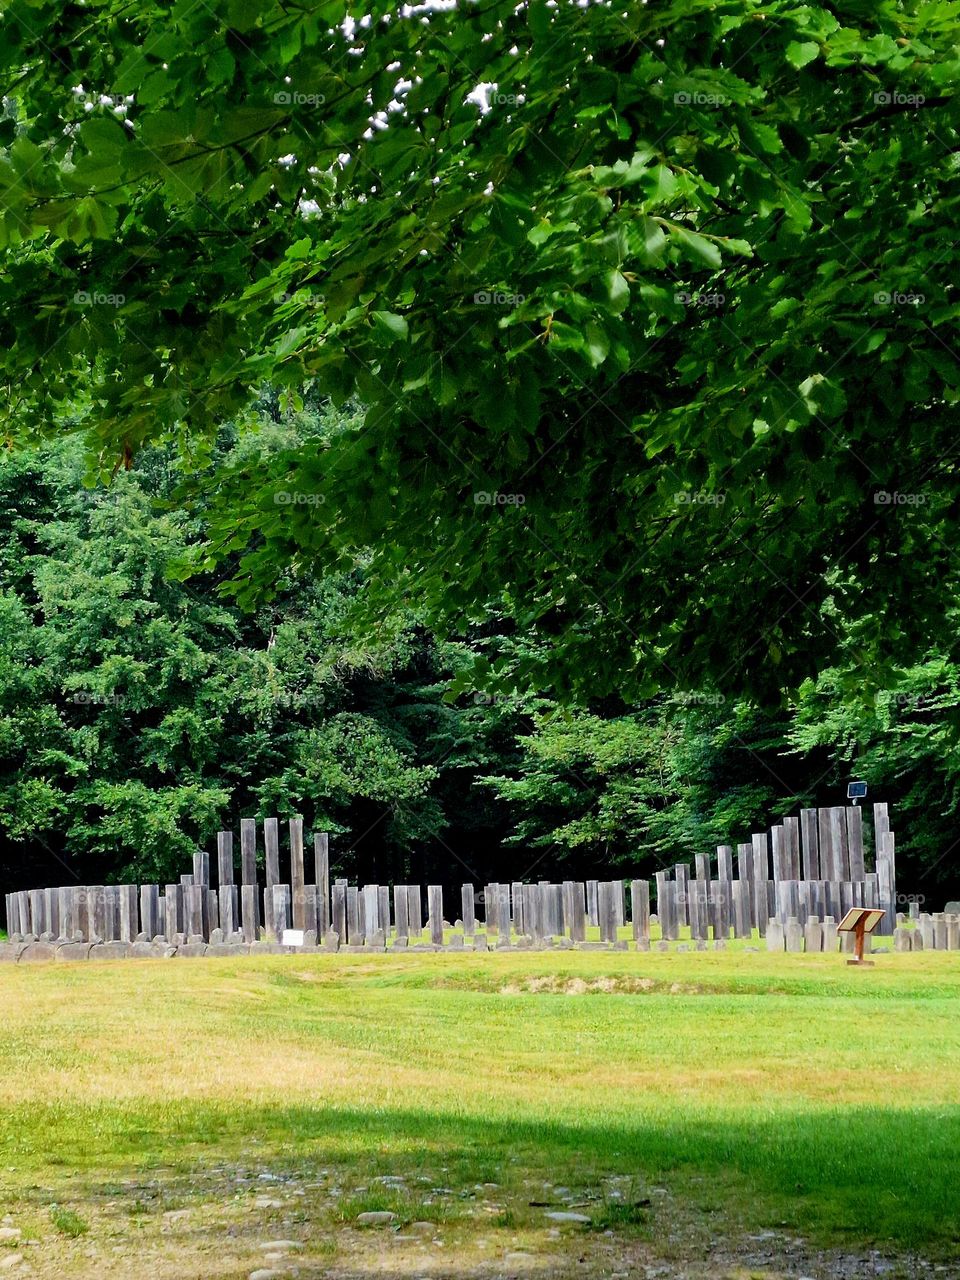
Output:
top-left (0, 950), bottom-right (957, 1278)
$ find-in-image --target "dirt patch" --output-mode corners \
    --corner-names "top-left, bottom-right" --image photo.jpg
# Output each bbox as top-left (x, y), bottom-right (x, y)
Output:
top-left (1, 1161), bottom-right (946, 1280)
top-left (499, 976), bottom-right (705, 996)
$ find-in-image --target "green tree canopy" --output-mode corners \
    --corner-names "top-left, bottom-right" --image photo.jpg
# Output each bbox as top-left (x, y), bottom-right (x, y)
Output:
top-left (2, 1), bottom-right (959, 698)
top-left (2, 424), bottom-right (960, 897)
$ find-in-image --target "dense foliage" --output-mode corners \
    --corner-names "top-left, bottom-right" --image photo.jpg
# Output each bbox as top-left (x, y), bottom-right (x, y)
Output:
top-left (2, 1), bottom-right (960, 700)
top-left (1, 1), bottom-right (958, 901)
top-left (1, 426), bottom-right (957, 902)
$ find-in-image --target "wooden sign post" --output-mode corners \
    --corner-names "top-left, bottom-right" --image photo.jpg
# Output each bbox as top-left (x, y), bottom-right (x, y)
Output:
top-left (837, 906), bottom-right (885, 965)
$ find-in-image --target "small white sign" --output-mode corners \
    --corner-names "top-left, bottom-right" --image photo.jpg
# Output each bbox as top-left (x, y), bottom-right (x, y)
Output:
top-left (281, 929), bottom-right (305, 947)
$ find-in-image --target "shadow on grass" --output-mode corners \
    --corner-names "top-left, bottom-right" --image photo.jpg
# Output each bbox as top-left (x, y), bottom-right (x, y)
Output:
top-left (3, 1100), bottom-right (958, 1254)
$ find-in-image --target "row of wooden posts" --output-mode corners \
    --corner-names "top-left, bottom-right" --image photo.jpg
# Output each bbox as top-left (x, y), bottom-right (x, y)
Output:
top-left (4, 803), bottom-right (899, 948)
top-left (653, 800), bottom-right (898, 937)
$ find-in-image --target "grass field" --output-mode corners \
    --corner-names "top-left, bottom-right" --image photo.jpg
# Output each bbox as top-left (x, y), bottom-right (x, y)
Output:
top-left (1, 950), bottom-right (958, 1279)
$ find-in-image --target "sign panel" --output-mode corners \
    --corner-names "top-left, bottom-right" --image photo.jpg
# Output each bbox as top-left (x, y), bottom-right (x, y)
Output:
top-left (281, 929), bottom-right (305, 947)
top-left (837, 907), bottom-right (884, 934)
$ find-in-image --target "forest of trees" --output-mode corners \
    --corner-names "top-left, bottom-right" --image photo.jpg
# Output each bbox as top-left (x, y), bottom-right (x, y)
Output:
top-left (1, 0), bottom-right (959, 904)
top-left (2, 395), bottom-right (958, 902)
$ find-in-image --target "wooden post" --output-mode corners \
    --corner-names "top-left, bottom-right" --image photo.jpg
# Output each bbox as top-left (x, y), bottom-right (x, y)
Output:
top-left (586, 879), bottom-right (599, 927)
top-left (710, 878), bottom-right (726, 941)
top-left (119, 884), bottom-right (138, 942)
top-left (185, 884), bottom-right (204, 937)
top-left (818, 807), bottom-right (835, 882)
top-left (540, 881), bottom-right (557, 937)
top-left (800, 808), bottom-right (820, 880)
top-left (217, 831), bottom-right (234, 886)
top-left (42, 886), bottom-right (57, 937)
top-left (140, 885), bottom-right (160, 939)
top-left (461, 884), bottom-right (476, 936)
top-left (783, 817), bottom-right (801, 879)
top-left (716, 844), bottom-right (733, 884)
top-left (54, 890), bottom-right (67, 942)
top-left (598, 881), bottom-right (616, 943)
top-left (942, 913), bottom-right (960, 950)
top-left (878, 830), bottom-right (896, 935)
top-left (264, 817), bottom-right (280, 890)
top-left (511, 881), bottom-right (524, 934)
top-left (406, 885), bottom-right (422, 939)
top-left (614, 880), bottom-right (625, 929)
top-left (193, 850), bottom-right (210, 886)
top-left (864, 872), bottom-right (879, 911)
top-left (19, 889), bottom-right (33, 937)
top-left (394, 885), bottom-right (409, 939)
top-left (873, 802), bottom-right (890, 864)
top-left (562, 881), bottom-right (585, 942)
top-left (428, 885), bottom-right (444, 946)
top-left (60, 890), bottom-right (75, 942)
top-left (301, 884), bottom-right (317, 937)
top-left (717, 845), bottom-right (733, 937)
top-left (537, 880), bottom-right (551, 935)
top-left (798, 880), bottom-right (811, 923)
top-left (240, 818), bottom-right (257, 886)
top-left (829, 806), bottom-right (849, 879)
top-left (164, 883), bottom-right (181, 941)
top-left (733, 879), bottom-right (750, 939)
top-left (514, 885), bottom-right (529, 947)
top-left (695, 852), bottom-right (710, 884)
top-left (272, 884), bottom-right (291, 938)
top-left (289, 818), bottom-right (305, 928)
top-left (751, 834), bottom-right (768, 934)
top-left (631, 879), bottom-right (650, 944)
top-left (654, 872), bottom-right (676, 941)
top-left (498, 883), bottom-right (511, 944)
top-left (362, 884), bottom-right (380, 940)
top-left (28, 888), bottom-right (45, 935)
top-left (58, 890), bottom-right (72, 942)
top-left (240, 884), bottom-right (258, 942)
top-left (688, 876), bottom-right (703, 941)
top-left (375, 884), bottom-right (389, 936)
top-left (219, 884), bottom-right (237, 935)
top-left (332, 882), bottom-right (347, 943)
top-left (314, 832), bottom-right (330, 935)
top-left (77, 890), bottom-right (90, 942)
top-left (840, 880), bottom-right (854, 921)
top-left (551, 882), bottom-right (564, 938)
top-left (771, 825), bottom-right (786, 881)
top-left (40, 887), bottom-right (54, 936)
top-left (346, 886), bottom-right (360, 945)
top-left (846, 806), bottom-right (865, 881)
top-left (735, 843), bottom-right (753, 930)
top-left (483, 883), bottom-right (497, 932)
top-left (674, 863), bottom-right (690, 926)
top-left (933, 912), bottom-right (947, 950)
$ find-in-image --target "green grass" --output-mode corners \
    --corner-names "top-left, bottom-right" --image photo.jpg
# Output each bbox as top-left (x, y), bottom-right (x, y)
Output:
top-left (0, 949), bottom-right (958, 1273)
top-left (49, 1206), bottom-right (89, 1237)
